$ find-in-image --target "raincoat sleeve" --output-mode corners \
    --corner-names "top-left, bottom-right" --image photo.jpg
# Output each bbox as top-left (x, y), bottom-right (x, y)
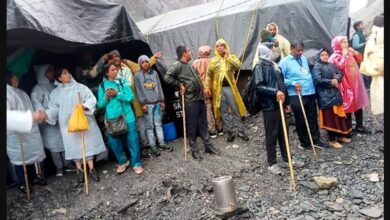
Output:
top-left (30, 85), bottom-right (45, 111)
top-left (91, 58), bottom-right (106, 78)
top-left (227, 54), bottom-right (240, 71)
top-left (281, 37), bottom-right (291, 57)
top-left (204, 63), bottom-right (214, 90)
top-left (312, 64), bottom-right (333, 88)
top-left (117, 78), bottom-right (134, 103)
top-left (331, 54), bottom-right (348, 70)
top-left (80, 85), bottom-right (97, 116)
top-left (45, 92), bottom-right (60, 125)
top-left (7, 110), bottom-right (34, 132)
top-left (334, 66), bottom-right (343, 82)
top-left (163, 62), bottom-right (181, 88)
top-left (96, 84), bottom-right (108, 109)
top-left (252, 64), bottom-right (278, 96)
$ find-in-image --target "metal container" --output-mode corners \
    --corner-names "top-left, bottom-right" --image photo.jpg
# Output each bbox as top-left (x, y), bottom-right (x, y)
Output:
top-left (212, 176), bottom-right (238, 213)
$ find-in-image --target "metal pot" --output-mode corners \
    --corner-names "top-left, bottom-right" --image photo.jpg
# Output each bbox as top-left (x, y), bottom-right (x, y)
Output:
top-left (212, 176), bottom-right (238, 213)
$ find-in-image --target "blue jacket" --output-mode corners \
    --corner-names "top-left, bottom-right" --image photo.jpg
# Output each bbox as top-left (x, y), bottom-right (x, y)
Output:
top-left (96, 77), bottom-right (135, 123)
top-left (279, 54), bottom-right (316, 96)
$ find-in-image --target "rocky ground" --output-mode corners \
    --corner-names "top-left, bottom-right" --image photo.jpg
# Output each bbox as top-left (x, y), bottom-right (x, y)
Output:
top-left (7, 109), bottom-right (384, 219)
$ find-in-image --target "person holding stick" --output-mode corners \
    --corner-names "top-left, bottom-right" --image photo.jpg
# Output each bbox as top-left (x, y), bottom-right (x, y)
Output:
top-left (45, 68), bottom-right (106, 184)
top-left (279, 40), bottom-right (327, 150)
top-left (7, 73), bottom-right (47, 194)
top-left (252, 43), bottom-right (303, 175)
top-left (164, 46), bottom-right (221, 161)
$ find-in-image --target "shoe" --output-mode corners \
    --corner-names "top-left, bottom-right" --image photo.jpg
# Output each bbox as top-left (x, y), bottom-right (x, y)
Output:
top-left (65, 163), bottom-right (77, 172)
top-left (298, 144), bottom-right (311, 150)
top-left (205, 145), bottom-right (221, 156)
top-left (141, 149), bottom-right (151, 158)
top-left (355, 126), bottom-right (372, 134)
top-left (150, 147), bottom-right (161, 157)
top-left (76, 169), bottom-right (84, 183)
top-left (268, 164), bottom-right (283, 175)
top-left (227, 131), bottom-right (235, 142)
top-left (116, 161), bottom-right (130, 174)
top-left (337, 137), bottom-right (351, 143)
top-left (314, 140), bottom-right (328, 149)
top-left (32, 177), bottom-right (47, 186)
top-left (218, 130), bottom-right (224, 136)
top-left (133, 166), bottom-right (144, 174)
top-left (284, 159), bottom-right (305, 168)
top-left (89, 168), bottom-right (100, 182)
top-left (209, 131), bottom-right (217, 139)
top-left (56, 169), bottom-right (64, 177)
top-left (329, 141), bottom-right (343, 149)
top-left (19, 185), bottom-right (32, 194)
top-left (191, 150), bottom-right (203, 161)
top-left (159, 144), bottom-right (173, 152)
top-left (238, 132), bottom-right (249, 141)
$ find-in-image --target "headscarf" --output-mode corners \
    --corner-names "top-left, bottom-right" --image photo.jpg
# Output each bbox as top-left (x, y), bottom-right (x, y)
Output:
top-left (331, 36), bottom-right (347, 54)
top-left (197, 45), bottom-right (212, 58)
top-left (108, 49), bottom-right (121, 58)
top-left (214, 38), bottom-right (232, 58)
top-left (258, 44), bottom-right (273, 62)
top-left (315, 48), bottom-right (330, 63)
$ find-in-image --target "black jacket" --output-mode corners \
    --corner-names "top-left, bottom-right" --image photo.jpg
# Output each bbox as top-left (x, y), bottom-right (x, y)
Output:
top-left (311, 53), bottom-right (343, 109)
top-left (163, 60), bottom-right (204, 102)
top-left (252, 60), bottom-right (289, 112)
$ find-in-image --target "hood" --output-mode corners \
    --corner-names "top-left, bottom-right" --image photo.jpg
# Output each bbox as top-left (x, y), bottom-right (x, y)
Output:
top-left (34, 64), bottom-right (52, 84)
top-left (315, 48), bottom-right (331, 64)
top-left (258, 44), bottom-right (273, 62)
top-left (197, 45), bottom-right (212, 58)
top-left (214, 38), bottom-right (232, 58)
top-left (266, 22), bottom-right (279, 36)
top-left (331, 36), bottom-right (346, 54)
top-left (54, 76), bottom-right (77, 87)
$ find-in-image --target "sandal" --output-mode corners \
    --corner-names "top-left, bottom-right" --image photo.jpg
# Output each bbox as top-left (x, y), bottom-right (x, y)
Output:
top-left (337, 137), bottom-right (351, 143)
top-left (133, 166), bottom-right (144, 174)
top-left (116, 161), bottom-right (130, 174)
top-left (329, 141), bottom-right (343, 149)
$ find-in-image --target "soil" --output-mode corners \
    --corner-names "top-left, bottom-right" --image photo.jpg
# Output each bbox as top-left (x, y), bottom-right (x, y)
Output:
top-left (7, 109), bottom-right (384, 219)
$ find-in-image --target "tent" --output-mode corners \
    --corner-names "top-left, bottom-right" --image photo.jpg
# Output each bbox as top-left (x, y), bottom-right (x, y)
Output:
top-left (137, 0), bottom-right (351, 71)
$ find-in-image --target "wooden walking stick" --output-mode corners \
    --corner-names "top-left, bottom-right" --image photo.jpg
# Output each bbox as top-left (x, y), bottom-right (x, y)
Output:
top-left (13, 101), bottom-right (31, 200)
top-left (279, 100), bottom-right (297, 192)
top-left (17, 133), bottom-right (31, 200)
top-left (81, 131), bottom-right (88, 195)
top-left (181, 94), bottom-right (188, 160)
top-left (297, 93), bottom-right (318, 160)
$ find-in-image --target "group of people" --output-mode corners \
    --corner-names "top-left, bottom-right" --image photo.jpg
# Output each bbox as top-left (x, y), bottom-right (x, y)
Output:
top-left (7, 16), bottom-right (383, 194)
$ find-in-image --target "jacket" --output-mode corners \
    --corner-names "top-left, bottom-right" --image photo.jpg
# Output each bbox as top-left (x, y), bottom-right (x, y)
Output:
top-left (252, 60), bottom-right (289, 111)
top-left (45, 78), bottom-right (106, 160)
top-left (204, 39), bottom-right (247, 118)
top-left (311, 51), bottom-right (344, 109)
top-left (96, 77), bottom-right (135, 123)
top-left (30, 65), bottom-right (65, 152)
top-left (164, 60), bottom-right (204, 103)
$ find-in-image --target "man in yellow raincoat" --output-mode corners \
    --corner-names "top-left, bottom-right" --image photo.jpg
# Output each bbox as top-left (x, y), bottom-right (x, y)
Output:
top-left (204, 39), bottom-right (248, 142)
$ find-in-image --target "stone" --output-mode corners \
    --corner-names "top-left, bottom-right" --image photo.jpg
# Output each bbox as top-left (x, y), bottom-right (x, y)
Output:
top-left (232, 144), bottom-right (240, 149)
top-left (351, 188), bottom-right (364, 199)
top-left (313, 176), bottom-right (338, 189)
top-left (299, 181), bottom-right (320, 192)
top-left (368, 173), bottom-right (380, 182)
top-left (327, 204), bottom-right (344, 212)
top-left (51, 208), bottom-right (67, 215)
top-left (359, 207), bottom-right (383, 218)
top-left (335, 198), bottom-right (344, 203)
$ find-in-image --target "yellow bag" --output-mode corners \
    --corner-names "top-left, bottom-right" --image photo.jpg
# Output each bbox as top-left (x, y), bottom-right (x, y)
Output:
top-left (68, 93), bottom-right (90, 132)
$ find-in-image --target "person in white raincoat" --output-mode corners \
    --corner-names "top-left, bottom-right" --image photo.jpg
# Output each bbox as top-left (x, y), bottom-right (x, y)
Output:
top-left (45, 68), bottom-right (106, 183)
top-left (7, 73), bottom-right (47, 193)
top-left (31, 64), bottom-right (67, 176)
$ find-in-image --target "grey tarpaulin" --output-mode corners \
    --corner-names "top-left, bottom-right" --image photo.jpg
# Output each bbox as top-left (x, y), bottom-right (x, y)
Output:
top-left (7, 0), bottom-right (144, 51)
top-left (137, 0), bottom-right (350, 71)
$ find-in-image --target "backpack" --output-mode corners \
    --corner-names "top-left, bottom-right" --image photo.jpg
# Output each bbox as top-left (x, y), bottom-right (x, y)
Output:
top-left (241, 75), bottom-right (262, 115)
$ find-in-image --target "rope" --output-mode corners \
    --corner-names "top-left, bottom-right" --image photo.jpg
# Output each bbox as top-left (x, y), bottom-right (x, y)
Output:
top-left (216, 0), bottom-right (225, 40)
top-left (235, 0), bottom-right (264, 82)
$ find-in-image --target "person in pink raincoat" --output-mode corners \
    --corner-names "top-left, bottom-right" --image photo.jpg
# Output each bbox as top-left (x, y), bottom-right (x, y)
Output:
top-left (328, 36), bottom-right (371, 135)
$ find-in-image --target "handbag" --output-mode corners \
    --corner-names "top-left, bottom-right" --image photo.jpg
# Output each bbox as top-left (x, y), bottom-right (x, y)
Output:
top-left (105, 115), bottom-right (128, 136)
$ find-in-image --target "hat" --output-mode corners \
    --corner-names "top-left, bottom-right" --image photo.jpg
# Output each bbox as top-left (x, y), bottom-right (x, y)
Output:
top-left (108, 49), bottom-right (121, 58)
top-left (138, 55), bottom-right (150, 65)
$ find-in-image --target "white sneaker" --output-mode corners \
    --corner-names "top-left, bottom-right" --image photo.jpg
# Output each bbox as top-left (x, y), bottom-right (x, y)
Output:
top-left (268, 164), bottom-right (283, 175)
